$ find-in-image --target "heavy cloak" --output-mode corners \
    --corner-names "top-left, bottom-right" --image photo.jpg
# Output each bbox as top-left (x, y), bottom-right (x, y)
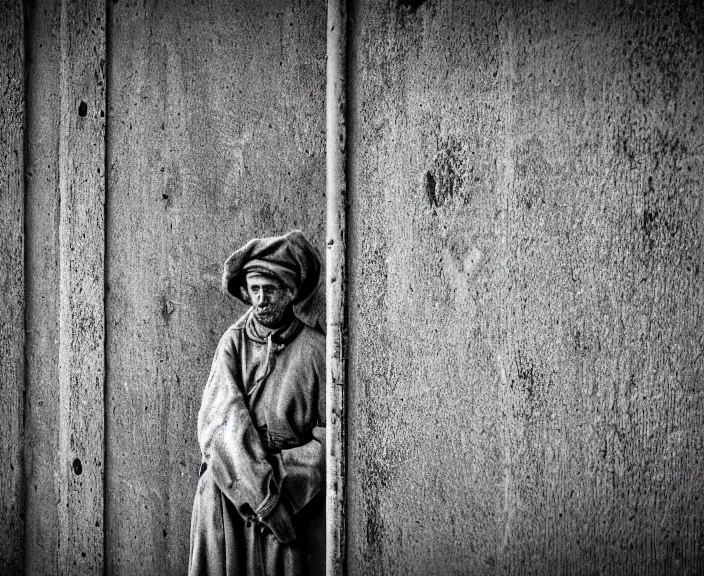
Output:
top-left (189, 312), bottom-right (326, 576)
top-left (189, 231), bottom-right (326, 576)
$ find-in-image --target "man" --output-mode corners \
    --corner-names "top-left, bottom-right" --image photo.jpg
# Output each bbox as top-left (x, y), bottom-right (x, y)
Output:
top-left (189, 230), bottom-right (325, 576)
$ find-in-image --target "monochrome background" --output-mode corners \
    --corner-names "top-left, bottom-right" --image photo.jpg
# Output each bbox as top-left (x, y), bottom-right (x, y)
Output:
top-left (1, 0), bottom-right (703, 575)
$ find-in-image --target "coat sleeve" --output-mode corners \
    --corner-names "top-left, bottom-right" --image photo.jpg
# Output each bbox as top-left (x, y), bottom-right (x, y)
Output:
top-left (197, 329), bottom-right (295, 542)
top-left (279, 426), bottom-right (326, 514)
top-left (278, 338), bottom-right (326, 515)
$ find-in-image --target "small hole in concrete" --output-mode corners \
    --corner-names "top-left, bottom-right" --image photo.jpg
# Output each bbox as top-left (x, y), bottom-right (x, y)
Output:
top-left (73, 458), bottom-right (82, 475)
top-left (78, 101), bottom-right (88, 117)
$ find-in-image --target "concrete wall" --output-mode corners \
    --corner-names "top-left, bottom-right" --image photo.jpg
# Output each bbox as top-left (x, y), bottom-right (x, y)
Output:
top-left (347, 1), bottom-right (704, 575)
top-left (0, 1), bottom-right (25, 573)
top-left (17, 1), bottom-right (326, 574)
top-left (4, 0), bottom-right (704, 574)
top-left (105, 1), bottom-right (325, 573)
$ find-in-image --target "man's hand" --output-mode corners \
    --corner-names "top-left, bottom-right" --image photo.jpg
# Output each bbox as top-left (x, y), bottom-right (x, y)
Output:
top-left (259, 499), bottom-right (296, 543)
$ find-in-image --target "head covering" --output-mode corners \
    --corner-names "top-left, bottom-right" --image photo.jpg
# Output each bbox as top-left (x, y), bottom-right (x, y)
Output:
top-left (242, 259), bottom-right (297, 293)
top-left (222, 230), bottom-right (323, 328)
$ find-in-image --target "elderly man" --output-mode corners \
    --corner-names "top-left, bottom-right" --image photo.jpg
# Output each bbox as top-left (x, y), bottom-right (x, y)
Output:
top-left (189, 230), bottom-right (325, 576)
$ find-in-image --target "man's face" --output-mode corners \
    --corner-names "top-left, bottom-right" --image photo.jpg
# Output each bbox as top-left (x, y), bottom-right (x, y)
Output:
top-left (245, 274), bottom-right (295, 328)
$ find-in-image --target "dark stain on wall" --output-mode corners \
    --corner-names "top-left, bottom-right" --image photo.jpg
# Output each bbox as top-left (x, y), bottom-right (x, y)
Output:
top-left (511, 351), bottom-right (552, 422)
top-left (397, 0), bottom-right (427, 12)
top-left (424, 139), bottom-right (467, 209)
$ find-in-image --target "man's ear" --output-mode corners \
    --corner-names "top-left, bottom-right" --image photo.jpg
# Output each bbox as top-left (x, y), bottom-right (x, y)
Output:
top-left (239, 284), bottom-right (252, 305)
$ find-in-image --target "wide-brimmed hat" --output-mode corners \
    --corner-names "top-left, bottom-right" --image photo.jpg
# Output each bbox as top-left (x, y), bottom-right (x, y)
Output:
top-left (222, 230), bottom-right (322, 327)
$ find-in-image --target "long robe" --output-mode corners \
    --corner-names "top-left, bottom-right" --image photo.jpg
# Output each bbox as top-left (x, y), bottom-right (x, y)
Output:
top-left (189, 310), bottom-right (326, 576)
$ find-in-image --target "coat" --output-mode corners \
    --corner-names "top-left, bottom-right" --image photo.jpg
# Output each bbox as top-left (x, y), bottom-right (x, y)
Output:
top-left (188, 310), bottom-right (326, 576)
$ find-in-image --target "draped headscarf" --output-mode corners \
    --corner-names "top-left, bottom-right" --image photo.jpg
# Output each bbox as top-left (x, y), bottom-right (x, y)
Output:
top-left (222, 230), bottom-right (323, 329)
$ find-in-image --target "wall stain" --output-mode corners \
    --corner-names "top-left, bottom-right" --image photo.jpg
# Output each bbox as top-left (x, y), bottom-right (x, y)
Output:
top-left (514, 136), bottom-right (551, 210)
top-left (161, 296), bottom-right (175, 322)
top-left (163, 170), bottom-right (180, 209)
top-left (397, 0), bottom-right (427, 12)
top-left (639, 131), bottom-right (688, 255)
top-left (510, 351), bottom-right (552, 420)
top-left (424, 139), bottom-right (467, 208)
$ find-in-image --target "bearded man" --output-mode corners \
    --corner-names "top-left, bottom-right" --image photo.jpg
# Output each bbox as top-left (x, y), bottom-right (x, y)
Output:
top-left (188, 230), bottom-right (325, 576)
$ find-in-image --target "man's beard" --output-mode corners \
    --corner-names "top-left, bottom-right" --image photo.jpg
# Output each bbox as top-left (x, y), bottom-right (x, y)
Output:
top-left (253, 306), bottom-right (287, 328)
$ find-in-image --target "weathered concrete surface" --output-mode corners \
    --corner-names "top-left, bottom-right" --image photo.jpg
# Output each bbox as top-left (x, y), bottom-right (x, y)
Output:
top-left (105, 1), bottom-right (326, 573)
top-left (57, 0), bottom-right (107, 573)
top-left (347, 1), bottom-right (704, 575)
top-left (0, 2), bottom-right (24, 574)
top-left (24, 0), bottom-right (62, 574)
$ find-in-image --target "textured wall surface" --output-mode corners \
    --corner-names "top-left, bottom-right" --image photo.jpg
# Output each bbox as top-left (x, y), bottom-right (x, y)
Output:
top-left (57, 0), bottom-right (107, 572)
top-left (105, 1), bottom-right (326, 573)
top-left (347, 1), bottom-right (704, 575)
top-left (8, 0), bottom-right (704, 574)
top-left (0, 1), bottom-right (24, 574)
top-left (24, 0), bottom-right (61, 573)
top-left (18, 1), bottom-right (325, 574)
top-left (25, 0), bottom-right (108, 572)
